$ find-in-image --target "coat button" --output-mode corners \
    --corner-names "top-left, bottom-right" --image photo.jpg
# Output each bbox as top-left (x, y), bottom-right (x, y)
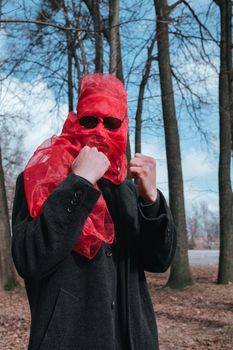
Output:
top-left (105, 249), bottom-right (112, 257)
top-left (74, 191), bottom-right (82, 199)
top-left (70, 198), bottom-right (78, 206)
top-left (66, 207), bottom-right (72, 213)
top-left (111, 300), bottom-right (115, 310)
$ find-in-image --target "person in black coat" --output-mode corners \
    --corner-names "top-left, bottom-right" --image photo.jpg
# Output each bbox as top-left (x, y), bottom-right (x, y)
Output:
top-left (12, 74), bottom-right (176, 350)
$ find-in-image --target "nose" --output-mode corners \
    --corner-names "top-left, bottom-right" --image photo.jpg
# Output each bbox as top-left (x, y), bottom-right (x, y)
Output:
top-left (95, 120), bottom-right (105, 134)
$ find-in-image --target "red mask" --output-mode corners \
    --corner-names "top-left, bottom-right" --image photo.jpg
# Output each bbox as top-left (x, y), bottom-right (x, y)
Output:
top-left (24, 74), bottom-right (128, 259)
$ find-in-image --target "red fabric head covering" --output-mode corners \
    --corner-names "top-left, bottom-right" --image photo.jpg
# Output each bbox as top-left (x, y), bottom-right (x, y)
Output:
top-left (77, 73), bottom-right (127, 120)
top-left (23, 73), bottom-right (128, 259)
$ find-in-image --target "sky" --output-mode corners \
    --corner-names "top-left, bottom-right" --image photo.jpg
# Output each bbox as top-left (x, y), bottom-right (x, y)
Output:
top-left (0, 73), bottom-right (219, 214)
top-left (0, 0), bottom-right (229, 216)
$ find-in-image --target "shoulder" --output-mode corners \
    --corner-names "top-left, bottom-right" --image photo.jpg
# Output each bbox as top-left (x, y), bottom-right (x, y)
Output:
top-left (14, 171), bottom-right (25, 194)
top-left (16, 171), bottom-right (24, 184)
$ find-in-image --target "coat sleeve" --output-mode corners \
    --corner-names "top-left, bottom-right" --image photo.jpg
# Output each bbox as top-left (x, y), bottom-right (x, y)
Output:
top-left (138, 189), bottom-right (177, 273)
top-left (11, 172), bottom-right (101, 280)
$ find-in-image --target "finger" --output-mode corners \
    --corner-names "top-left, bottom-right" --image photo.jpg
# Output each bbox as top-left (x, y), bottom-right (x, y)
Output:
top-left (91, 146), bottom-right (98, 152)
top-left (130, 158), bottom-right (147, 167)
top-left (129, 160), bottom-right (143, 168)
top-left (129, 166), bottom-right (143, 178)
top-left (135, 153), bottom-right (156, 163)
top-left (130, 165), bottom-right (151, 177)
top-left (130, 157), bottom-right (155, 168)
top-left (98, 151), bottom-right (110, 162)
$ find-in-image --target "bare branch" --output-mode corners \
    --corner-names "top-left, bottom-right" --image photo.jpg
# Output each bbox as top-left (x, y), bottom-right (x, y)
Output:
top-left (181, 1), bottom-right (218, 44)
top-left (0, 18), bottom-right (75, 31)
top-left (169, 0), bottom-right (184, 13)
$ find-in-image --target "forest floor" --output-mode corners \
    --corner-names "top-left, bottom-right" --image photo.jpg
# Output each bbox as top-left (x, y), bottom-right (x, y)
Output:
top-left (0, 265), bottom-right (233, 350)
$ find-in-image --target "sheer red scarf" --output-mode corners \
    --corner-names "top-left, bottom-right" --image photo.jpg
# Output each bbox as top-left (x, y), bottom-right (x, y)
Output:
top-left (23, 74), bottom-right (128, 259)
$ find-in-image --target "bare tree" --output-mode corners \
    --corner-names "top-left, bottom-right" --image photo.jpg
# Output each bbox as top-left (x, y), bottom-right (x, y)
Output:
top-left (135, 33), bottom-right (157, 154)
top-left (214, 0), bottom-right (233, 284)
top-left (0, 0), bottom-right (18, 290)
top-left (154, 0), bottom-right (193, 288)
top-left (0, 146), bottom-right (18, 290)
top-left (93, 0), bottom-right (103, 73)
top-left (109, 0), bottom-right (119, 75)
top-left (187, 202), bottom-right (219, 249)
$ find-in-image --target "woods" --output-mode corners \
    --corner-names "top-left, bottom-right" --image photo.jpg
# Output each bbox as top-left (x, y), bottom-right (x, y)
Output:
top-left (0, 0), bottom-right (232, 293)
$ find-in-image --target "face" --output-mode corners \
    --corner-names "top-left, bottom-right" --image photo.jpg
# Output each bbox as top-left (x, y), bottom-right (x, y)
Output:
top-left (68, 73), bottom-right (129, 182)
top-left (76, 89), bottom-right (128, 157)
top-left (77, 113), bottom-right (128, 159)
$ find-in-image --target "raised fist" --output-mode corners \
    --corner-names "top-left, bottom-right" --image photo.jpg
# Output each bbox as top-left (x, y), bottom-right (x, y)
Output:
top-left (71, 146), bottom-right (110, 185)
top-left (130, 153), bottom-right (157, 203)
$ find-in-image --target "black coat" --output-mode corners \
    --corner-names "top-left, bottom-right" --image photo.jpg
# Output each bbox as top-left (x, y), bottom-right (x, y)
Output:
top-left (12, 173), bottom-right (176, 350)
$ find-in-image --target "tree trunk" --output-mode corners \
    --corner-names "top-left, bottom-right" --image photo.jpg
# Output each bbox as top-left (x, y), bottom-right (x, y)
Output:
top-left (93, 0), bottom-right (103, 73)
top-left (135, 35), bottom-right (156, 154)
top-left (109, 0), bottom-right (119, 75)
top-left (108, 0), bottom-right (131, 165)
top-left (154, 0), bottom-right (192, 288)
top-left (216, 0), bottom-right (233, 284)
top-left (64, 3), bottom-right (74, 112)
top-left (0, 147), bottom-right (18, 290)
top-left (67, 35), bottom-right (74, 112)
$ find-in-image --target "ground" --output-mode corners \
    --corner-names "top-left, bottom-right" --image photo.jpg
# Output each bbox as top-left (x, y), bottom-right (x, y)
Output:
top-left (1, 265), bottom-right (233, 350)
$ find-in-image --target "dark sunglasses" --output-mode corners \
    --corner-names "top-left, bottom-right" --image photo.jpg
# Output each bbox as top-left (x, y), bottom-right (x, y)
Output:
top-left (79, 116), bottom-right (123, 130)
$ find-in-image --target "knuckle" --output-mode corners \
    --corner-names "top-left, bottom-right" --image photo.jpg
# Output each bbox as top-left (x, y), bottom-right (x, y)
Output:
top-left (148, 163), bottom-right (154, 170)
top-left (143, 167), bottom-right (149, 175)
top-left (151, 158), bottom-right (156, 166)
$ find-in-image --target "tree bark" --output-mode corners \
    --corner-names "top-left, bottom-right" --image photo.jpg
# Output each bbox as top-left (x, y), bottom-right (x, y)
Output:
top-left (93, 0), bottom-right (103, 73)
top-left (109, 0), bottom-right (119, 75)
top-left (67, 33), bottom-right (74, 112)
top-left (0, 147), bottom-right (18, 290)
top-left (63, 2), bottom-right (74, 112)
top-left (155, 0), bottom-right (192, 288)
top-left (0, 0), bottom-right (18, 291)
top-left (108, 0), bottom-right (131, 165)
top-left (135, 35), bottom-right (156, 154)
top-left (215, 0), bottom-right (233, 284)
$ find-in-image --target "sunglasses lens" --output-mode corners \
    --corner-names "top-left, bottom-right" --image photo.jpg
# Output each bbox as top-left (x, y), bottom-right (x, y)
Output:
top-left (104, 117), bottom-right (122, 130)
top-left (79, 116), bottom-right (98, 129)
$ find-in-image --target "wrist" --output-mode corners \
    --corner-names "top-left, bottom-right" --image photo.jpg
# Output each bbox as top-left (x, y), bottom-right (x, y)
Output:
top-left (141, 189), bottom-right (158, 204)
top-left (72, 171), bottom-right (95, 185)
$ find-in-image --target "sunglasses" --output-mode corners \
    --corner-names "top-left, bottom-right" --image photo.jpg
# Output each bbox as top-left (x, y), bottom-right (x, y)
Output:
top-left (79, 116), bottom-right (123, 130)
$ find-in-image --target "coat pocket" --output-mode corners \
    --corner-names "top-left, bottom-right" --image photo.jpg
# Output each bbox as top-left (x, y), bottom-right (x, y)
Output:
top-left (39, 288), bottom-right (79, 350)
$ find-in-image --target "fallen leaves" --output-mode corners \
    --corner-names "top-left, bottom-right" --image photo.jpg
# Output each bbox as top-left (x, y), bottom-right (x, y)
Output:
top-left (0, 265), bottom-right (233, 349)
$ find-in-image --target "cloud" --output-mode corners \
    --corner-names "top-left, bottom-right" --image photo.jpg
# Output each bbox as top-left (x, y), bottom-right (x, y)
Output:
top-left (183, 149), bottom-right (214, 179)
top-left (140, 139), bottom-right (218, 212)
top-left (1, 76), bottom-right (68, 165)
top-left (174, 60), bottom-right (219, 103)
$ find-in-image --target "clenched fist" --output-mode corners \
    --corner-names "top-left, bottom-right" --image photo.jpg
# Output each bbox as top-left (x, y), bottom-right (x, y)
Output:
top-left (129, 153), bottom-right (157, 203)
top-left (72, 146), bottom-right (110, 185)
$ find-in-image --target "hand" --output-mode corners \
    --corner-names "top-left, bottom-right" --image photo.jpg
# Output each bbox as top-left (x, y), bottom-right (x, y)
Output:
top-left (129, 153), bottom-right (157, 203)
top-left (71, 146), bottom-right (110, 185)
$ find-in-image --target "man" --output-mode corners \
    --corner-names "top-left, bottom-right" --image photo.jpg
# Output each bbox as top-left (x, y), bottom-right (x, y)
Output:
top-left (12, 73), bottom-right (176, 350)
